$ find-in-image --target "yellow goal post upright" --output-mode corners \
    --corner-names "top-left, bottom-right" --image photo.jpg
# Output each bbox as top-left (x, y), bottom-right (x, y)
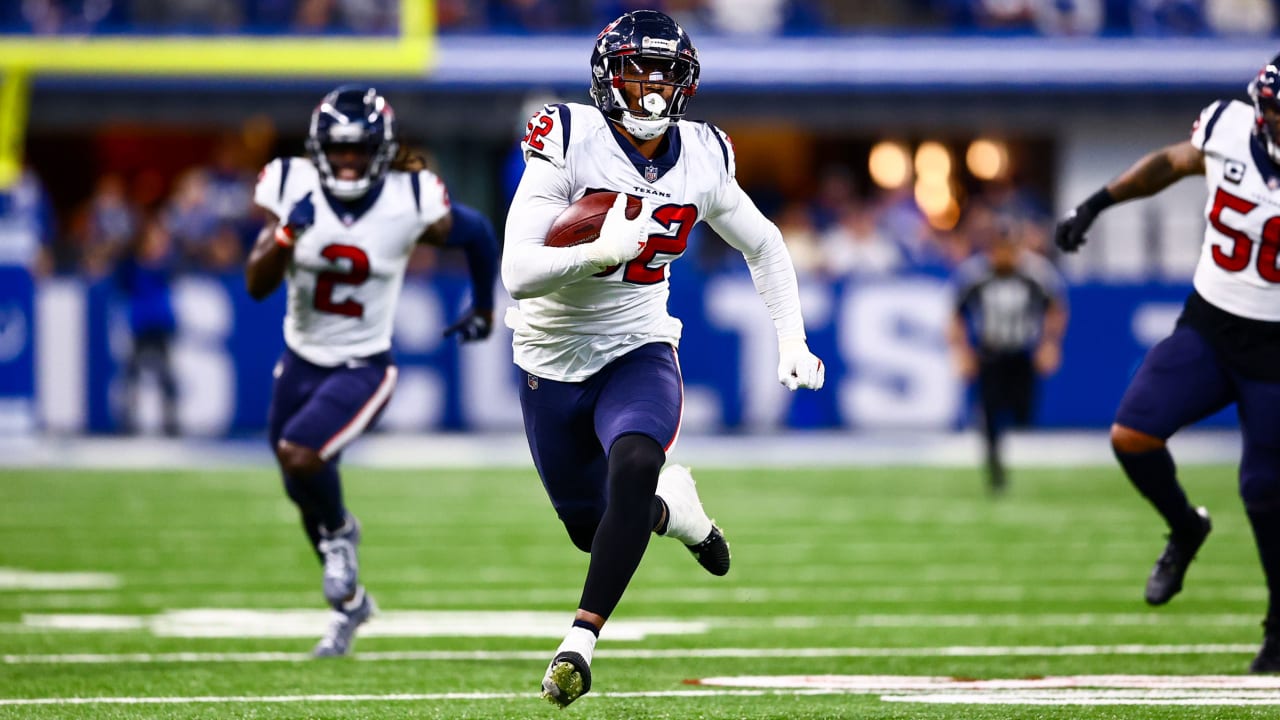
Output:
top-left (0, 0), bottom-right (436, 190)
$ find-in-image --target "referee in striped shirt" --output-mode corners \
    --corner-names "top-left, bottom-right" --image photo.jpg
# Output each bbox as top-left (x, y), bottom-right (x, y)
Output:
top-left (949, 217), bottom-right (1068, 494)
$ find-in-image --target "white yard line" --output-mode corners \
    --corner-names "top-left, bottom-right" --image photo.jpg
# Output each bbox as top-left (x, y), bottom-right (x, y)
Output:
top-left (6, 610), bottom-right (1265, 640)
top-left (0, 569), bottom-right (119, 590)
top-left (0, 689), bottom-right (843, 706)
top-left (7, 680), bottom-right (1280, 707)
top-left (2, 644), bottom-right (1259, 665)
top-left (882, 693), bottom-right (1280, 706)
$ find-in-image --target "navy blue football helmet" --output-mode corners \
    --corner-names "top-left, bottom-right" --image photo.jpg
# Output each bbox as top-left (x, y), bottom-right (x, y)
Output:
top-left (590, 10), bottom-right (699, 141)
top-left (305, 85), bottom-right (398, 200)
top-left (1249, 55), bottom-right (1280, 165)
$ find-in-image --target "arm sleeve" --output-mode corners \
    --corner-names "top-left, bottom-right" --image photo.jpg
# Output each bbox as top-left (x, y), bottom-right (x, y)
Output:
top-left (443, 202), bottom-right (498, 311)
top-left (501, 156), bottom-right (600, 300)
top-left (705, 179), bottom-right (806, 342)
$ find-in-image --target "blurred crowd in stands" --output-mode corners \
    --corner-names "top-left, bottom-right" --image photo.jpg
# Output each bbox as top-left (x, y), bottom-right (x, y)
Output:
top-left (4, 0), bottom-right (1278, 36)
top-left (6, 128), bottom-right (1053, 285)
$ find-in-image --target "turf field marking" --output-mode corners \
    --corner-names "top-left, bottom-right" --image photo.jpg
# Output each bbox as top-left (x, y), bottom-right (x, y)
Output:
top-left (0, 690), bottom-right (816, 706)
top-left (747, 612), bottom-right (1262, 628)
top-left (10, 609), bottom-right (1263, 638)
top-left (17, 609), bottom-right (705, 640)
top-left (0, 568), bottom-right (119, 590)
top-left (5, 681), bottom-right (1280, 707)
top-left (2, 644), bottom-right (1260, 665)
top-left (692, 675), bottom-right (1280, 690)
top-left (881, 692), bottom-right (1280, 706)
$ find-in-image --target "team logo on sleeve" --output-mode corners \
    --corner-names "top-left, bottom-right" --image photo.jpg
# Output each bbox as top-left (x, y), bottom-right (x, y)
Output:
top-left (1225, 159), bottom-right (1246, 184)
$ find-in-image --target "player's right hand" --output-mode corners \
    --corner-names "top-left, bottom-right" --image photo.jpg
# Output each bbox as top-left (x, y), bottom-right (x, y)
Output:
top-left (583, 194), bottom-right (650, 269)
top-left (1054, 203), bottom-right (1097, 253)
top-left (276, 191), bottom-right (316, 247)
top-left (777, 338), bottom-right (825, 391)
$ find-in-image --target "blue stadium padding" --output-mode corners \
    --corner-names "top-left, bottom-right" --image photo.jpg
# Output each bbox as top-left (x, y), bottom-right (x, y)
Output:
top-left (62, 272), bottom-right (1236, 435)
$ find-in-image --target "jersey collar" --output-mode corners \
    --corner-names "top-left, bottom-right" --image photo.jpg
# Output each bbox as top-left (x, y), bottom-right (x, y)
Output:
top-left (607, 119), bottom-right (682, 184)
top-left (321, 180), bottom-right (385, 226)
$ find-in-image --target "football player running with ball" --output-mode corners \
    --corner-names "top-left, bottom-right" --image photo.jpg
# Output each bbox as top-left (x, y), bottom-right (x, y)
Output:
top-left (1055, 55), bottom-right (1280, 674)
top-left (502, 10), bottom-right (825, 707)
top-left (246, 85), bottom-right (498, 658)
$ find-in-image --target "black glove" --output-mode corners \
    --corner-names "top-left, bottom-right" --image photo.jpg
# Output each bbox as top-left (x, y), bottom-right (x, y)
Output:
top-left (1054, 188), bottom-right (1114, 253)
top-left (443, 308), bottom-right (493, 342)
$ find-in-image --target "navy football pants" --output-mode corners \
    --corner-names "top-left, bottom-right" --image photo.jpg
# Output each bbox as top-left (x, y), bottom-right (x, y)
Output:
top-left (517, 342), bottom-right (684, 527)
top-left (1116, 323), bottom-right (1280, 505)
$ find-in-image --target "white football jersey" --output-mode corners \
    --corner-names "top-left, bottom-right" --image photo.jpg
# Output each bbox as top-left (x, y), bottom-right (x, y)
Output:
top-left (254, 158), bottom-right (450, 366)
top-left (503, 102), bottom-right (805, 381)
top-left (1191, 99), bottom-right (1280, 321)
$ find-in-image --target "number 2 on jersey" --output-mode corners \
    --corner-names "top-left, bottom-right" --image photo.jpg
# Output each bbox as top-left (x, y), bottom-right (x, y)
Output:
top-left (524, 113), bottom-right (554, 151)
top-left (623, 204), bottom-right (699, 284)
top-left (314, 244), bottom-right (370, 317)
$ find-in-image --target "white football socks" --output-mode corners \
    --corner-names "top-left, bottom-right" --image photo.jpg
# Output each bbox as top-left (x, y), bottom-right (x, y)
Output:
top-left (556, 625), bottom-right (598, 665)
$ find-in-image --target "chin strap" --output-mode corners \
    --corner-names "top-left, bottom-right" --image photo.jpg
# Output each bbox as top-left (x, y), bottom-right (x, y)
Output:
top-left (620, 113), bottom-right (670, 141)
top-left (325, 177), bottom-right (371, 200)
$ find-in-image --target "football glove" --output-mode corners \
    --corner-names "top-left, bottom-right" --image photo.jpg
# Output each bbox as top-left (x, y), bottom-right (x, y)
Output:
top-left (582, 194), bottom-right (650, 270)
top-left (443, 308), bottom-right (493, 342)
top-left (1054, 188), bottom-right (1114, 253)
top-left (275, 191), bottom-right (316, 248)
top-left (777, 337), bottom-right (825, 391)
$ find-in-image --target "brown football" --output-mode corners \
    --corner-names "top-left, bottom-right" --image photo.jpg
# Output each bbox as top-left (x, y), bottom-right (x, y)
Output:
top-left (544, 191), bottom-right (642, 248)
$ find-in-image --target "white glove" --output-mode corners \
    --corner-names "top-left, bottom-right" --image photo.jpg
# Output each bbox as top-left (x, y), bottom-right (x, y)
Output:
top-left (582, 194), bottom-right (650, 269)
top-left (777, 337), bottom-right (825, 391)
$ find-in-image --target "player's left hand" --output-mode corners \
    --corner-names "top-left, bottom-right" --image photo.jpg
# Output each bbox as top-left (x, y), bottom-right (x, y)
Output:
top-left (443, 308), bottom-right (493, 342)
top-left (777, 338), bottom-right (824, 391)
top-left (1054, 204), bottom-right (1097, 253)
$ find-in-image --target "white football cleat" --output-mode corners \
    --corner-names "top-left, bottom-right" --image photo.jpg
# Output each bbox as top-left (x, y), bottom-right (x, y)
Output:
top-left (656, 464), bottom-right (731, 576)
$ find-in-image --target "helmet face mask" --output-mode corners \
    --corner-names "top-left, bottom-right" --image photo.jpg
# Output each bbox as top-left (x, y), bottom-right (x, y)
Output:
top-left (1250, 57), bottom-right (1280, 166)
top-left (590, 10), bottom-right (699, 141)
top-left (306, 86), bottom-right (399, 200)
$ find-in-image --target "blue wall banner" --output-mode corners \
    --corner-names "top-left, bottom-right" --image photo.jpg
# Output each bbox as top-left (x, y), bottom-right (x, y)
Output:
top-left (43, 272), bottom-right (1232, 436)
top-left (0, 264), bottom-right (35, 433)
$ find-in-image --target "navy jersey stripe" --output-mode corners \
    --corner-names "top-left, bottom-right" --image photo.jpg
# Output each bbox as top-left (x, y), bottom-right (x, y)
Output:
top-left (410, 172), bottom-right (422, 214)
top-left (278, 158), bottom-right (291, 203)
top-left (707, 123), bottom-right (730, 173)
top-left (1202, 100), bottom-right (1229, 146)
top-left (553, 103), bottom-right (571, 153)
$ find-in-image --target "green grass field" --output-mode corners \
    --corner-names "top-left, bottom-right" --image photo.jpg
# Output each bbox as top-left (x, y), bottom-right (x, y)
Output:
top-left (2, 461), bottom-right (1276, 719)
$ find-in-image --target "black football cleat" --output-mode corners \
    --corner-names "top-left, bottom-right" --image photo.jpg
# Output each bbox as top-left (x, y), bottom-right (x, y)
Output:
top-left (686, 524), bottom-right (731, 577)
top-left (541, 651), bottom-right (592, 708)
top-left (1250, 622), bottom-right (1280, 674)
top-left (1144, 507), bottom-right (1211, 606)
top-left (656, 464), bottom-right (732, 577)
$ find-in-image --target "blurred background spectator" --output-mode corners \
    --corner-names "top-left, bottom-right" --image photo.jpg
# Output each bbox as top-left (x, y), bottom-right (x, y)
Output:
top-left (112, 216), bottom-right (180, 436)
top-left (0, 169), bottom-right (56, 278)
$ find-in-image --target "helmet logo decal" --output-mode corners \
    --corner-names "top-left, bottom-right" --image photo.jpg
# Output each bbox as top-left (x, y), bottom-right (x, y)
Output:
top-left (597, 18), bottom-right (620, 39)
